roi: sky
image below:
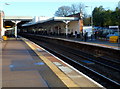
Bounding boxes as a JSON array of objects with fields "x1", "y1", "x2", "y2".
[{"x1": 0, "y1": 0, "x2": 120, "y2": 17}]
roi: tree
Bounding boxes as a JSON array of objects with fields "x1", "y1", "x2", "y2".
[
  {"x1": 54, "y1": 6, "x2": 71, "y2": 17},
  {"x1": 93, "y1": 6, "x2": 105, "y2": 26},
  {"x1": 103, "y1": 10, "x2": 112, "y2": 26},
  {"x1": 54, "y1": 3, "x2": 86, "y2": 17},
  {"x1": 70, "y1": 4, "x2": 78, "y2": 14},
  {"x1": 70, "y1": 3, "x2": 85, "y2": 14},
  {"x1": 77, "y1": 3, "x2": 85, "y2": 14},
  {"x1": 83, "y1": 17, "x2": 91, "y2": 26},
  {"x1": 93, "y1": 5, "x2": 120, "y2": 27},
  {"x1": 110, "y1": 7, "x2": 120, "y2": 26}
]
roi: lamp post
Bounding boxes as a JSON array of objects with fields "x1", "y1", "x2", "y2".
[
  {"x1": 85, "y1": 6, "x2": 93, "y2": 27},
  {"x1": 85, "y1": 6, "x2": 94, "y2": 40}
]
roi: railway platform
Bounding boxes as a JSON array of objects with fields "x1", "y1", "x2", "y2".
[
  {"x1": 67, "y1": 37, "x2": 120, "y2": 50},
  {"x1": 1, "y1": 37, "x2": 104, "y2": 88},
  {"x1": 46, "y1": 35, "x2": 120, "y2": 50}
]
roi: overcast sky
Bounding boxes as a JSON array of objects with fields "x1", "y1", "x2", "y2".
[{"x1": 1, "y1": 0, "x2": 119, "y2": 17}]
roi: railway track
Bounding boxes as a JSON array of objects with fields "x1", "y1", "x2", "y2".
[
  {"x1": 23, "y1": 36, "x2": 120, "y2": 89},
  {"x1": 63, "y1": 46, "x2": 120, "y2": 72},
  {"x1": 48, "y1": 41, "x2": 120, "y2": 72}
]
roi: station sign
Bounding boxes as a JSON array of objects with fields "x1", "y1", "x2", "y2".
[{"x1": 109, "y1": 26, "x2": 119, "y2": 29}]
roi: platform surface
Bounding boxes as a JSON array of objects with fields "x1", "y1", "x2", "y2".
[
  {"x1": 42, "y1": 35, "x2": 120, "y2": 50},
  {"x1": 1, "y1": 38, "x2": 104, "y2": 88},
  {"x1": 2, "y1": 38, "x2": 67, "y2": 88}
]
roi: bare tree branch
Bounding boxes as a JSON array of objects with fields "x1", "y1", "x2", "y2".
[{"x1": 55, "y1": 6, "x2": 71, "y2": 17}]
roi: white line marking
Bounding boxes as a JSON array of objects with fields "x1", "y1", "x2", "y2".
[
  {"x1": 58, "y1": 66, "x2": 73, "y2": 73},
  {"x1": 36, "y1": 48, "x2": 43, "y2": 52},
  {"x1": 53, "y1": 62, "x2": 62, "y2": 66}
]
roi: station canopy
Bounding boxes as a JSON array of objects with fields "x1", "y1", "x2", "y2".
[
  {"x1": 4, "y1": 16, "x2": 33, "y2": 21},
  {"x1": 22, "y1": 17, "x2": 79, "y2": 27}
]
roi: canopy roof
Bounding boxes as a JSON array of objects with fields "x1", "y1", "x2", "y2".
[{"x1": 22, "y1": 17, "x2": 79, "y2": 27}]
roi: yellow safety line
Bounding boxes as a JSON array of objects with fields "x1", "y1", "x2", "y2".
[{"x1": 22, "y1": 38, "x2": 79, "y2": 88}]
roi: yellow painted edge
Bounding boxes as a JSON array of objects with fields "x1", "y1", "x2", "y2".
[{"x1": 22, "y1": 38, "x2": 79, "y2": 88}]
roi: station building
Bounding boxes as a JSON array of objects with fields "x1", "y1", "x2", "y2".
[
  {"x1": 21, "y1": 14, "x2": 83, "y2": 36},
  {"x1": 1, "y1": 12, "x2": 84, "y2": 38}
]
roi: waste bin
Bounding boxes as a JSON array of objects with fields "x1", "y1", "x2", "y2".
[
  {"x1": 109, "y1": 36, "x2": 118, "y2": 43},
  {"x1": 2, "y1": 36, "x2": 8, "y2": 41}
]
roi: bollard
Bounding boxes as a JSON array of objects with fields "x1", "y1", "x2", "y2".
[{"x1": 2, "y1": 36, "x2": 8, "y2": 41}]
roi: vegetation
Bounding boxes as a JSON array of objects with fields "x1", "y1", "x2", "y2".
[{"x1": 93, "y1": 6, "x2": 120, "y2": 27}]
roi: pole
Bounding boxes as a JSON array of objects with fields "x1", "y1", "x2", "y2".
[
  {"x1": 91, "y1": 6, "x2": 94, "y2": 39},
  {"x1": 85, "y1": 6, "x2": 93, "y2": 34},
  {"x1": 12, "y1": 20, "x2": 21, "y2": 39},
  {"x1": 63, "y1": 20, "x2": 70, "y2": 37},
  {"x1": 15, "y1": 23, "x2": 17, "y2": 38},
  {"x1": 0, "y1": 11, "x2": 2, "y2": 40},
  {"x1": 65, "y1": 23, "x2": 68, "y2": 36},
  {"x1": 91, "y1": 6, "x2": 93, "y2": 27},
  {"x1": 118, "y1": 27, "x2": 120, "y2": 48}
]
